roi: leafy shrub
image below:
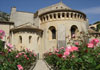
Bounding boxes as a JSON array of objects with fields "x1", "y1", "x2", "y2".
[
  {"x1": 0, "y1": 29, "x2": 37, "y2": 70},
  {"x1": 44, "y1": 38, "x2": 100, "y2": 70}
]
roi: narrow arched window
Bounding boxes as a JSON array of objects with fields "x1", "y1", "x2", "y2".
[
  {"x1": 49, "y1": 26, "x2": 56, "y2": 40},
  {"x1": 74, "y1": 14, "x2": 77, "y2": 18},
  {"x1": 46, "y1": 16, "x2": 48, "y2": 20},
  {"x1": 58, "y1": 13, "x2": 60, "y2": 18},
  {"x1": 66, "y1": 13, "x2": 69, "y2": 18},
  {"x1": 19, "y1": 36, "x2": 22, "y2": 43},
  {"x1": 50, "y1": 14, "x2": 52, "y2": 19},
  {"x1": 54, "y1": 14, "x2": 56, "y2": 19},
  {"x1": 78, "y1": 14, "x2": 80, "y2": 18},
  {"x1": 43, "y1": 17, "x2": 45, "y2": 21},
  {"x1": 71, "y1": 13, "x2": 73, "y2": 18},
  {"x1": 29, "y1": 36, "x2": 32, "y2": 43},
  {"x1": 62, "y1": 13, "x2": 65, "y2": 17},
  {"x1": 40, "y1": 18, "x2": 43, "y2": 22}
]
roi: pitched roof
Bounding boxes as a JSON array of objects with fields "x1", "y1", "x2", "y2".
[
  {"x1": 41, "y1": 2, "x2": 71, "y2": 10},
  {"x1": 38, "y1": 2, "x2": 72, "y2": 15},
  {"x1": 88, "y1": 28, "x2": 99, "y2": 34},
  {"x1": 11, "y1": 22, "x2": 43, "y2": 31}
]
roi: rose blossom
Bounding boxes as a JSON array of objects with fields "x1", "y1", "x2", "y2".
[
  {"x1": 16, "y1": 55, "x2": 19, "y2": 58},
  {"x1": 6, "y1": 43, "x2": 13, "y2": 49},
  {"x1": 64, "y1": 51, "x2": 70, "y2": 56},
  {"x1": 71, "y1": 46, "x2": 78, "y2": 51},
  {"x1": 87, "y1": 43, "x2": 94, "y2": 48},
  {"x1": 17, "y1": 65, "x2": 23, "y2": 70},
  {"x1": 74, "y1": 42, "x2": 79, "y2": 45},
  {"x1": 90, "y1": 38, "x2": 99, "y2": 45}
]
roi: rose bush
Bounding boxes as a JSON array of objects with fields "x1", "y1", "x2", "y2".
[
  {"x1": 44, "y1": 38, "x2": 100, "y2": 70},
  {"x1": 0, "y1": 29, "x2": 37, "y2": 70}
]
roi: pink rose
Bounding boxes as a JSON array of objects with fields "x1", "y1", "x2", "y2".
[
  {"x1": 16, "y1": 55, "x2": 19, "y2": 58},
  {"x1": 8, "y1": 49, "x2": 12, "y2": 52},
  {"x1": 18, "y1": 53, "x2": 22, "y2": 56},
  {"x1": 55, "y1": 49, "x2": 59, "y2": 52},
  {"x1": 64, "y1": 51, "x2": 70, "y2": 56},
  {"x1": 7, "y1": 43, "x2": 13, "y2": 49},
  {"x1": 87, "y1": 43, "x2": 94, "y2": 48},
  {"x1": 90, "y1": 38, "x2": 99, "y2": 45},
  {"x1": 17, "y1": 65, "x2": 23, "y2": 70},
  {"x1": 74, "y1": 42, "x2": 79, "y2": 45},
  {"x1": 0, "y1": 30, "x2": 5, "y2": 39},
  {"x1": 26, "y1": 58, "x2": 29, "y2": 60},
  {"x1": 72, "y1": 34, "x2": 75, "y2": 38},
  {"x1": 71, "y1": 46, "x2": 78, "y2": 51},
  {"x1": 60, "y1": 47, "x2": 64, "y2": 50},
  {"x1": 24, "y1": 54, "x2": 27, "y2": 58},
  {"x1": 62, "y1": 55, "x2": 66, "y2": 59}
]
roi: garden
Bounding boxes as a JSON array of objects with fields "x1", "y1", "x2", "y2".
[
  {"x1": 1, "y1": 28, "x2": 100, "y2": 70},
  {"x1": 0, "y1": 30, "x2": 37, "y2": 70},
  {"x1": 44, "y1": 34, "x2": 100, "y2": 70}
]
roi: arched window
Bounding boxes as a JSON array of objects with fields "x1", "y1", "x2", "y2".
[
  {"x1": 70, "y1": 25, "x2": 78, "y2": 37},
  {"x1": 54, "y1": 14, "x2": 56, "y2": 19},
  {"x1": 50, "y1": 14, "x2": 52, "y2": 19},
  {"x1": 43, "y1": 17, "x2": 45, "y2": 21},
  {"x1": 49, "y1": 26, "x2": 56, "y2": 40},
  {"x1": 66, "y1": 13, "x2": 69, "y2": 18},
  {"x1": 74, "y1": 14, "x2": 77, "y2": 18},
  {"x1": 62, "y1": 13, "x2": 65, "y2": 17},
  {"x1": 71, "y1": 13, "x2": 73, "y2": 18},
  {"x1": 40, "y1": 18, "x2": 43, "y2": 22},
  {"x1": 78, "y1": 14, "x2": 80, "y2": 18},
  {"x1": 58, "y1": 13, "x2": 60, "y2": 18},
  {"x1": 46, "y1": 16, "x2": 48, "y2": 20},
  {"x1": 19, "y1": 36, "x2": 22, "y2": 43},
  {"x1": 80, "y1": 15, "x2": 82, "y2": 19},
  {"x1": 29, "y1": 36, "x2": 32, "y2": 43}
]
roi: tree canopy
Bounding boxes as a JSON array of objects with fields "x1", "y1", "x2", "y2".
[{"x1": 0, "y1": 11, "x2": 9, "y2": 21}]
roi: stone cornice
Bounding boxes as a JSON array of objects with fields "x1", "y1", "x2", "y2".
[{"x1": 39, "y1": 9, "x2": 86, "y2": 17}]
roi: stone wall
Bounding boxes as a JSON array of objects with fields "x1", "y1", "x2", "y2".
[{"x1": 10, "y1": 7, "x2": 34, "y2": 26}]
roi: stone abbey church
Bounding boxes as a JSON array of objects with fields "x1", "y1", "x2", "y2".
[{"x1": 0, "y1": 2, "x2": 88, "y2": 58}]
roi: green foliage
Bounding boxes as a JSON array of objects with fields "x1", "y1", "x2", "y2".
[
  {"x1": 0, "y1": 39, "x2": 4, "y2": 51},
  {"x1": 0, "y1": 11, "x2": 9, "y2": 21},
  {"x1": 0, "y1": 40, "x2": 36, "y2": 70},
  {"x1": 44, "y1": 44, "x2": 100, "y2": 70},
  {"x1": 97, "y1": 24, "x2": 100, "y2": 31}
]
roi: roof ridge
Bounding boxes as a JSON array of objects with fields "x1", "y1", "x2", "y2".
[{"x1": 39, "y1": 2, "x2": 71, "y2": 11}]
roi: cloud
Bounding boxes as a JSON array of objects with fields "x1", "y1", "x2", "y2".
[{"x1": 81, "y1": 6, "x2": 100, "y2": 14}]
